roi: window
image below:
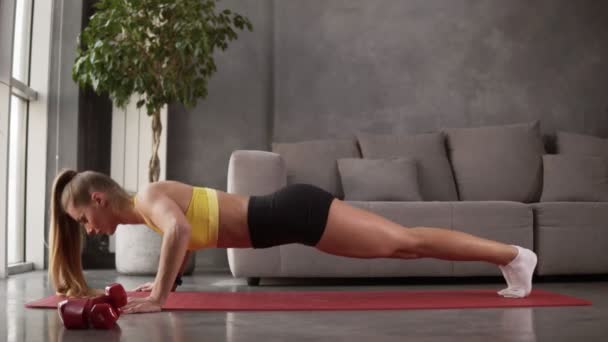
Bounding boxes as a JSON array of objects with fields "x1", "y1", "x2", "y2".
[
  {"x1": 8, "y1": 95, "x2": 28, "y2": 265},
  {"x1": 2, "y1": 0, "x2": 53, "y2": 276},
  {"x1": 7, "y1": 0, "x2": 33, "y2": 266},
  {"x1": 12, "y1": 0, "x2": 32, "y2": 83},
  {"x1": 1, "y1": 0, "x2": 59, "y2": 277}
]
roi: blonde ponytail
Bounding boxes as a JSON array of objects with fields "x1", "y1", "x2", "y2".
[
  {"x1": 48, "y1": 169, "x2": 131, "y2": 297},
  {"x1": 48, "y1": 169, "x2": 92, "y2": 297}
]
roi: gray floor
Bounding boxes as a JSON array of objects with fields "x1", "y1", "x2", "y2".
[{"x1": 1, "y1": 270, "x2": 607, "y2": 342}]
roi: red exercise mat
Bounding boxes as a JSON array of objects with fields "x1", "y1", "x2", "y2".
[{"x1": 25, "y1": 289, "x2": 591, "y2": 311}]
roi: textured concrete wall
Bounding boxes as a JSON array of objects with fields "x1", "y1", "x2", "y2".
[
  {"x1": 274, "y1": 0, "x2": 608, "y2": 142},
  {"x1": 168, "y1": 0, "x2": 274, "y2": 269},
  {"x1": 168, "y1": 0, "x2": 608, "y2": 270}
]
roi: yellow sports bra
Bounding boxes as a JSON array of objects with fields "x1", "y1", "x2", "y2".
[{"x1": 134, "y1": 187, "x2": 219, "y2": 250}]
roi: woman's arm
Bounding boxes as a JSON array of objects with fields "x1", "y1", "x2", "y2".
[
  {"x1": 122, "y1": 187, "x2": 191, "y2": 313},
  {"x1": 172, "y1": 250, "x2": 191, "y2": 291},
  {"x1": 151, "y1": 213, "x2": 190, "y2": 303}
]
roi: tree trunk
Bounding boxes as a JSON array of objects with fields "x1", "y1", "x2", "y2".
[{"x1": 148, "y1": 111, "x2": 162, "y2": 182}]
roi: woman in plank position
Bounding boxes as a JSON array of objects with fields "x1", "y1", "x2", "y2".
[{"x1": 49, "y1": 169, "x2": 537, "y2": 314}]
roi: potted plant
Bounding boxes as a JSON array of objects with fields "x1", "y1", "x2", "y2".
[{"x1": 72, "y1": 0, "x2": 252, "y2": 274}]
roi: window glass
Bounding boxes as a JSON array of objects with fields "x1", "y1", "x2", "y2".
[
  {"x1": 7, "y1": 95, "x2": 27, "y2": 264},
  {"x1": 11, "y1": 0, "x2": 33, "y2": 83}
]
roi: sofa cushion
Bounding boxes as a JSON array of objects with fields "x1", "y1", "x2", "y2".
[
  {"x1": 444, "y1": 121, "x2": 545, "y2": 202},
  {"x1": 451, "y1": 201, "x2": 533, "y2": 276},
  {"x1": 337, "y1": 157, "x2": 422, "y2": 201},
  {"x1": 556, "y1": 131, "x2": 608, "y2": 157},
  {"x1": 541, "y1": 155, "x2": 608, "y2": 202},
  {"x1": 531, "y1": 202, "x2": 608, "y2": 275},
  {"x1": 356, "y1": 132, "x2": 458, "y2": 201},
  {"x1": 272, "y1": 139, "x2": 360, "y2": 199}
]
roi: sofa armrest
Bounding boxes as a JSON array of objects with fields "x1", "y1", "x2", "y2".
[
  {"x1": 227, "y1": 150, "x2": 287, "y2": 196},
  {"x1": 227, "y1": 150, "x2": 286, "y2": 279}
]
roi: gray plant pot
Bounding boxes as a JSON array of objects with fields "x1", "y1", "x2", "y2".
[{"x1": 115, "y1": 224, "x2": 195, "y2": 275}]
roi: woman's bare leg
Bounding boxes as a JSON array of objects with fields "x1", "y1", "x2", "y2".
[
  {"x1": 315, "y1": 199, "x2": 517, "y2": 265},
  {"x1": 315, "y1": 199, "x2": 537, "y2": 298}
]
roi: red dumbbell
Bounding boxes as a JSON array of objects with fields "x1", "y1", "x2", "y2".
[
  {"x1": 105, "y1": 283, "x2": 128, "y2": 308},
  {"x1": 84, "y1": 283, "x2": 127, "y2": 317},
  {"x1": 57, "y1": 298, "x2": 89, "y2": 329},
  {"x1": 58, "y1": 283, "x2": 127, "y2": 329},
  {"x1": 89, "y1": 303, "x2": 120, "y2": 329}
]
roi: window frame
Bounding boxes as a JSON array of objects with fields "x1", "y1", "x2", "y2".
[{"x1": 2, "y1": 0, "x2": 53, "y2": 276}]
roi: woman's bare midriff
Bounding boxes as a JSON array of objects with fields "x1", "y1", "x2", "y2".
[
  {"x1": 215, "y1": 190, "x2": 252, "y2": 248},
  {"x1": 142, "y1": 181, "x2": 252, "y2": 248}
]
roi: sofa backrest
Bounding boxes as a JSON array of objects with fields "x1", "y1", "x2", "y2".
[
  {"x1": 356, "y1": 132, "x2": 458, "y2": 201},
  {"x1": 557, "y1": 131, "x2": 608, "y2": 157},
  {"x1": 444, "y1": 121, "x2": 545, "y2": 202},
  {"x1": 271, "y1": 121, "x2": 551, "y2": 203},
  {"x1": 272, "y1": 139, "x2": 360, "y2": 199}
]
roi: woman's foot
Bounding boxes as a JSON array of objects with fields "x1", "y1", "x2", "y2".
[{"x1": 497, "y1": 245, "x2": 538, "y2": 298}]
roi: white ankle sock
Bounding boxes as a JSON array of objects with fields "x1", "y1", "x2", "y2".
[{"x1": 497, "y1": 245, "x2": 537, "y2": 298}]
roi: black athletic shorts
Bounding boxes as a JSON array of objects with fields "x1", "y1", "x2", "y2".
[{"x1": 246, "y1": 184, "x2": 336, "y2": 248}]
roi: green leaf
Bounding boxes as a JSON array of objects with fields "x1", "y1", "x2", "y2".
[{"x1": 72, "y1": 0, "x2": 253, "y2": 175}]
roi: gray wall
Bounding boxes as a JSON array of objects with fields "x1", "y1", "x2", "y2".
[
  {"x1": 274, "y1": 0, "x2": 608, "y2": 141},
  {"x1": 45, "y1": 0, "x2": 83, "y2": 267},
  {"x1": 46, "y1": 0, "x2": 83, "y2": 175},
  {"x1": 168, "y1": 0, "x2": 274, "y2": 270},
  {"x1": 168, "y1": 0, "x2": 608, "y2": 271},
  {"x1": 46, "y1": 0, "x2": 118, "y2": 270}
]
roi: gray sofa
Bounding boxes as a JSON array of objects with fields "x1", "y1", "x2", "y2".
[{"x1": 226, "y1": 121, "x2": 608, "y2": 285}]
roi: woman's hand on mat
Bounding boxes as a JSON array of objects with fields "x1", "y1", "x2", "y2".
[
  {"x1": 132, "y1": 282, "x2": 155, "y2": 292},
  {"x1": 121, "y1": 296, "x2": 162, "y2": 314}
]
